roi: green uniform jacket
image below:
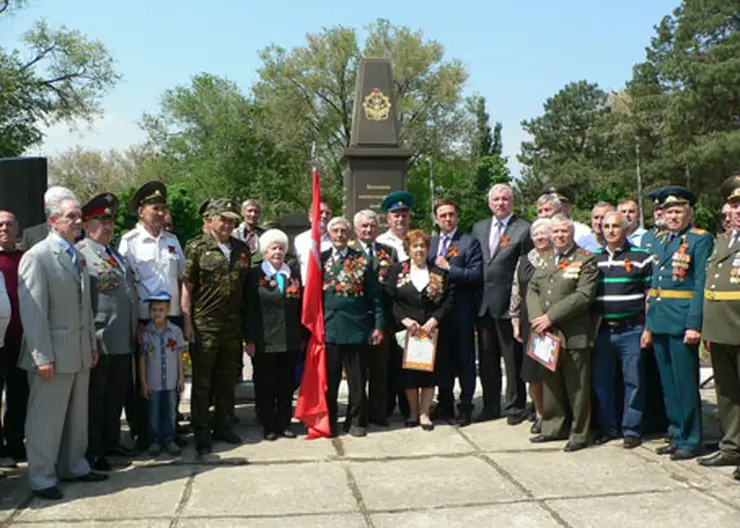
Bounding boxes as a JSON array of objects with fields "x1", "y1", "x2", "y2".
[
  {"x1": 183, "y1": 234, "x2": 250, "y2": 333},
  {"x1": 645, "y1": 226, "x2": 713, "y2": 336},
  {"x1": 526, "y1": 245, "x2": 599, "y2": 350},
  {"x1": 702, "y1": 232, "x2": 740, "y2": 345},
  {"x1": 322, "y1": 246, "x2": 384, "y2": 345}
]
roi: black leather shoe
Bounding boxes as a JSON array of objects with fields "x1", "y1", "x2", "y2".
[
  {"x1": 32, "y1": 486, "x2": 63, "y2": 500},
  {"x1": 280, "y1": 429, "x2": 297, "y2": 439},
  {"x1": 420, "y1": 422, "x2": 435, "y2": 432},
  {"x1": 455, "y1": 412, "x2": 472, "y2": 427},
  {"x1": 349, "y1": 425, "x2": 367, "y2": 438},
  {"x1": 77, "y1": 471, "x2": 108, "y2": 482},
  {"x1": 475, "y1": 410, "x2": 501, "y2": 423},
  {"x1": 106, "y1": 445, "x2": 137, "y2": 457},
  {"x1": 506, "y1": 413, "x2": 527, "y2": 426},
  {"x1": 698, "y1": 451, "x2": 740, "y2": 467},
  {"x1": 563, "y1": 441, "x2": 587, "y2": 453},
  {"x1": 623, "y1": 436, "x2": 642, "y2": 449},
  {"x1": 733, "y1": 466, "x2": 740, "y2": 480},
  {"x1": 593, "y1": 434, "x2": 617, "y2": 446},
  {"x1": 91, "y1": 457, "x2": 112, "y2": 472},
  {"x1": 530, "y1": 434, "x2": 560, "y2": 444},
  {"x1": 656, "y1": 444, "x2": 678, "y2": 456},
  {"x1": 430, "y1": 406, "x2": 455, "y2": 421},
  {"x1": 670, "y1": 449, "x2": 699, "y2": 461},
  {"x1": 530, "y1": 419, "x2": 542, "y2": 435},
  {"x1": 263, "y1": 431, "x2": 278, "y2": 441},
  {"x1": 212, "y1": 430, "x2": 242, "y2": 445},
  {"x1": 195, "y1": 442, "x2": 212, "y2": 455},
  {"x1": 405, "y1": 419, "x2": 419, "y2": 428}
]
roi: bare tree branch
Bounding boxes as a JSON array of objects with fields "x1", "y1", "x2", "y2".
[
  {"x1": 20, "y1": 45, "x2": 58, "y2": 71},
  {"x1": 0, "y1": 1, "x2": 9, "y2": 15}
]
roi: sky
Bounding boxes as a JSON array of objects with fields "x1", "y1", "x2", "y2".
[{"x1": 2, "y1": 0, "x2": 679, "y2": 178}]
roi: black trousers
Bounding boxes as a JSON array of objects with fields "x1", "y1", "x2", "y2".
[
  {"x1": 326, "y1": 343, "x2": 368, "y2": 432},
  {"x1": 253, "y1": 351, "x2": 296, "y2": 434},
  {"x1": 437, "y1": 319, "x2": 477, "y2": 414},
  {"x1": 478, "y1": 314, "x2": 526, "y2": 416},
  {"x1": 367, "y1": 338, "x2": 389, "y2": 422},
  {"x1": 385, "y1": 341, "x2": 410, "y2": 418},
  {"x1": 0, "y1": 345, "x2": 28, "y2": 457},
  {"x1": 88, "y1": 354, "x2": 131, "y2": 458}
]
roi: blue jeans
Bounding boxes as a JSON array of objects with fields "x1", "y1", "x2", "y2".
[
  {"x1": 148, "y1": 389, "x2": 176, "y2": 444},
  {"x1": 592, "y1": 324, "x2": 645, "y2": 438}
]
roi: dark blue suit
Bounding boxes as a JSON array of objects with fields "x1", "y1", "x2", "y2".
[{"x1": 429, "y1": 230, "x2": 483, "y2": 414}]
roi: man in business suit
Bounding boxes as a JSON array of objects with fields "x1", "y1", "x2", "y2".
[
  {"x1": 527, "y1": 214, "x2": 599, "y2": 452},
  {"x1": 700, "y1": 174, "x2": 740, "y2": 477},
  {"x1": 20, "y1": 186, "x2": 77, "y2": 250},
  {"x1": 323, "y1": 217, "x2": 384, "y2": 437},
  {"x1": 77, "y1": 193, "x2": 138, "y2": 471},
  {"x1": 351, "y1": 209, "x2": 398, "y2": 426},
  {"x1": 430, "y1": 199, "x2": 482, "y2": 426},
  {"x1": 641, "y1": 187, "x2": 713, "y2": 461},
  {"x1": 472, "y1": 184, "x2": 533, "y2": 423},
  {"x1": 18, "y1": 188, "x2": 107, "y2": 500}
]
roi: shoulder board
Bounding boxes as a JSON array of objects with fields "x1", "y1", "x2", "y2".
[
  {"x1": 690, "y1": 227, "x2": 707, "y2": 235},
  {"x1": 631, "y1": 247, "x2": 649, "y2": 253},
  {"x1": 657, "y1": 230, "x2": 667, "y2": 237},
  {"x1": 121, "y1": 229, "x2": 137, "y2": 240}
]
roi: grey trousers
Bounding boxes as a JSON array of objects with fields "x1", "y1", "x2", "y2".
[{"x1": 26, "y1": 370, "x2": 91, "y2": 490}]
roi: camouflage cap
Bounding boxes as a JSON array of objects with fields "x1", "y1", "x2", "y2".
[{"x1": 206, "y1": 198, "x2": 240, "y2": 221}]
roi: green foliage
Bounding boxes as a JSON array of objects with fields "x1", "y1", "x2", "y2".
[{"x1": 0, "y1": 7, "x2": 119, "y2": 156}]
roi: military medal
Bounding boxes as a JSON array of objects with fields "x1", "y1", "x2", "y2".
[
  {"x1": 672, "y1": 241, "x2": 690, "y2": 282},
  {"x1": 730, "y1": 267, "x2": 740, "y2": 284},
  {"x1": 168, "y1": 245, "x2": 176, "y2": 254},
  {"x1": 239, "y1": 249, "x2": 249, "y2": 268}
]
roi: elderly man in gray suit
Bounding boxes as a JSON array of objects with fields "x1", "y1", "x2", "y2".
[
  {"x1": 77, "y1": 193, "x2": 138, "y2": 471},
  {"x1": 472, "y1": 184, "x2": 533, "y2": 423},
  {"x1": 18, "y1": 188, "x2": 107, "y2": 500},
  {"x1": 20, "y1": 186, "x2": 77, "y2": 250}
]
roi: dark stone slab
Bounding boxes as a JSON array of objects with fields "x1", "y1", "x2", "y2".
[
  {"x1": 343, "y1": 58, "x2": 411, "y2": 224},
  {"x1": 0, "y1": 157, "x2": 47, "y2": 230}
]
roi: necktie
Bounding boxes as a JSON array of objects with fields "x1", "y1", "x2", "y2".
[
  {"x1": 730, "y1": 232, "x2": 738, "y2": 248},
  {"x1": 490, "y1": 222, "x2": 503, "y2": 258},
  {"x1": 276, "y1": 274, "x2": 285, "y2": 293},
  {"x1": 368, "y1": 244, "x2": 375, "y2": 259},
  {"x1": 66, "y1": 247, "x2": 81, "y2": 272},
  {"x1": 439, "y1": 236, "x2": 450, "y2": 257}
]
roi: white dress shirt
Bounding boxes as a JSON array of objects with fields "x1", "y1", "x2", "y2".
[
  {"x1": 118, "y1": 223, "x2": 186, "y2": 318},
  {"x1": 377, "y1": 230, "x2": 408, "y2": 261},
  {"x1": 0, "y1": 272, "x2": 10, "y2": 345},
  {"x1": 261, "y1": 260, "x2": 291, "y2": 277},
  {"x1": 573, "y1": 220, "x2": 592, "y2": 243},
  {"x1": 294, "y1": 229, "x2": 332, "y2": 283},
  {"x1": 409, "y1": 264, "x2": 430, "y2": 292}
]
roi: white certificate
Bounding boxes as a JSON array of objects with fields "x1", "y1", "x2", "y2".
[
  {"x1": 402, "y1": 329, "x2": 437, "y2": 372},
  {"x1": 527, "y1": 332, "x2": 561, "y2": 372}
]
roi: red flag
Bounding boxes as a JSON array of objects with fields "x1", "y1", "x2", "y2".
[{"x1": 294, "y1": 167, "x2": 331, "y2": 438}]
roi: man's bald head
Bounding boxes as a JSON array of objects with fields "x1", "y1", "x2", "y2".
[{"x1": 0, "y1": 211, "x2": 18, "y2": 250}]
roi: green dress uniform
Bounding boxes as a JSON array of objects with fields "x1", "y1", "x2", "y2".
[
  {"x1": 322, "y1": 245, "x2": 384, "y2": 434},
  {"x1": 646, "y1": 214, "x2": 713, "y2": 453},
  {"x1": 703, "y1": 180, "x2": 740, "y2": 461},
  {"x1": 183, "y1": 203, "x2": 250, "y2": 445},
  {"x1": 526, "y1": 245, "x2": 599, "y2": 445}
]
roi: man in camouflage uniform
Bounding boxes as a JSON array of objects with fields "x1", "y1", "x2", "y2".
[{"x1": 182, "y1": 199, "x2": 250, "y2": 455}]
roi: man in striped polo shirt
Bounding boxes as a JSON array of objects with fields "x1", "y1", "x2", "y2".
[{"x1": 591, "y1": 211, "x2": 653, "y2": 449}]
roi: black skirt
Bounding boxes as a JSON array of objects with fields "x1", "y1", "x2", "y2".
[{"x1": 403, "y1": 368, "x2": 435, "y2": 389}]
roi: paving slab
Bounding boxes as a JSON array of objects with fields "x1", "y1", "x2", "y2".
[
  {"x1": 547, "y1": 488, "x2": 739, "y2": 527},
  {"x1": 489, "y1": 446, "x2": 685, "y2": 499},
  {"x1": 15, "y1": 465, "x2": 192, "y2": 523},
  {"x1": 459, "y1": 420, "x2": 565, "y2": 452},
  {"x1": 208, "y1": 428, "x2": 338, "y2": 463},
  {"x1": 0, "y1": 470, "x2": 28, "y2": 523},
  {"x1": 703, "y1": 481, "x2": 740, "y2": 510},
  {"x1": 13, "y1": 522, "x2": 171, "y2": 527},
  {"x1": 371, "y1": 503, "x2": 561, "y2": 527},
  {"x1": 177, "y1": 514, "x2": 367, "y2": 528},
  {"x1": 181, "y1": 462, "x2": 357, "y2": 517},
  {"x1": 339, "y1": 424, "x2": 474, "y2": 459},
  {"x1": 350, "y1": 455, "x2": 526, "y2": 511}
]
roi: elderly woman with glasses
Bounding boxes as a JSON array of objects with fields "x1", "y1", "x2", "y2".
[
  {"x1": 245, "y1": 229, "x2": 304, "y2": 441},
  {"x1": 509, "y1": 218, "x2": 552, "y2": 434}
]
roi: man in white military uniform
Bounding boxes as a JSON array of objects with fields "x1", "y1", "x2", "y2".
[
  {"x1": 376, "y1": 191, "x2": 415, "y2": 262},
  {"x1": 18, "y1": 188, "x2": 106, "y2": 500},
  {"x1": 118, "y1": 181, "x2": 186, "y2": 450}
]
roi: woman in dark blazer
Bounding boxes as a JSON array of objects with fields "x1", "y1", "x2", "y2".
[
  {"x1": 245, "y1": 229, "x2": 304, "y2": 441},
  {"x1": 509, "y1": 218, "x2": 552, "y2": 434},
  {"x1": 386, "y1": 230, "x2": 454, "y2": 431}
]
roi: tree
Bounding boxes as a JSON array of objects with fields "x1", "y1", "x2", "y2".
[
  {"x1": 141, "y1": 74, "x2": 306, "y2": 221},
  {"x1": 252, "y1": 19, "x2": 468, "y2": 205}
]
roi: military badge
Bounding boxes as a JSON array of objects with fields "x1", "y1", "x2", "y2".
[
  {"x1": 396, "y1": 261, "x2": 411, "y2": 287},
  {"x1": 376, "y1": 248, "x2": 391, "y2": 283},
  {"x1": 425, "y1": 272, "x2": 445, "y2": 302},
  {"x1": 323, "y1": 254, "x2": 367, "y2": 297},
  {"x1": 285, "y1": 278, "x2": 302, "y2": 299},
  {"x1": 447, "y1": 246, "x2": 459, "y2": 258},
  {"x1": 167, "y1": 337, "x2": 178, "y2": 351},
  {"x1": 362, "y1": 88, "x2": 391, "y2": 121},
  {"x1": 168, "y1": 245, "x2": 176, "y2": 254},
  {"x1": 672, "y1": 240, "x2": 690, "y2": 282},
  {"x1": 730, "y1": 267, "x2": 740, "y2": 284},
  {"x1": 239, "y1": 249, "x2": 249, "y2": 269}
]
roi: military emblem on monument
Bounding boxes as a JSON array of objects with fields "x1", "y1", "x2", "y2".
[{"x1": 362, "y1": 88, "x2": 392, "y2": 121}]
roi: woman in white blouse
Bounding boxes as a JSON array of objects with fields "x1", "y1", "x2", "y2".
[{"x1": 386, "y1": 230, "x2": 454, "y2": 430}]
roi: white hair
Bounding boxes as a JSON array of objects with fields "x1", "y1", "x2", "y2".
[
  {"x1": 487, "y1": 183, "x2": 513, "y2": 201},
  {"x1": 354, "y1": 209, "x2": 378, "y2": 226},
  {"x1": 592, "y1": 201, "x2": 615, "y2": 215},
  {"x1": 530, "y1": 217, "x2": 552, "y2": 237},
  {"x1": 259, "y1": 229, "x2": 289, "y2": 250},
  {"x1": 602, "y1": 211, "x2": 629, "y2": 230},
  {"x1": 550, "y1": 213, "x2": 574, "y2": 234},
  {"x1": 327, "y1": 216, "x2": 350, "y2": 231},
  {"x1": 45, "y1": 187, "x2": 78, "y2": 219},
  {"x1": 537, "y1": 193, "x2": 563, "y2": 209},
  {"x1": 241, "y1": 199, "x2": 261, "y2": 213}
]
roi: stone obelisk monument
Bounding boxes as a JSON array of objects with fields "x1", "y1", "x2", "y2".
[{"x1": 342, "y1": 58, "x2": 412, "y2": 223}]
